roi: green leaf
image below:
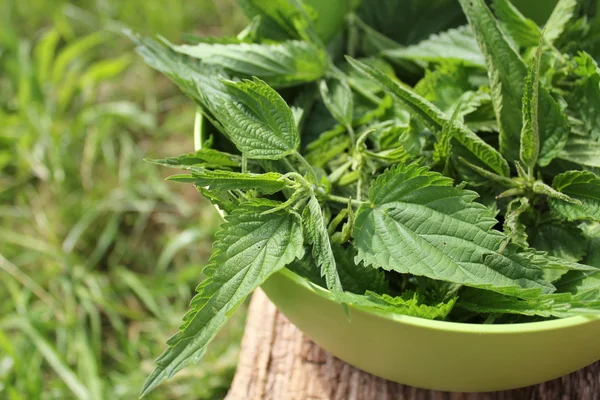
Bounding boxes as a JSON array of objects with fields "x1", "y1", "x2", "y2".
[
  {"x1": 353, "y1": 164, "x2": 553, "y2": 296},
  {"x1": 492, "y1": 0, "x2": 540, "y2": 48},
  {"x1": 556, "y1": 270, "x2": 600, "y2": 302},
  {"x1": 520, "y1": 42, "x2": 542, "y2": 170},
  {"x1": 319, "y1": 78, "x2": 353, "y2": 127},
  {"x1": 169, "y1": 170, "x2": 288, "y2": 195},
  {"x1": 459, "y1": 0, "x2": 570, "y2": 166},
  {"x1": 171, "y1": 41, "x2": 328, "y2": 88},
  {"x1": 236, "y1": 0, "x2": 319, "y2": 42},
  {"x1": 414, "y1": 62, "x2": 475, "y2": 113},
  {"x1": 550, "y1": 170, "x2": 600, "y2": 221},
  {"x1": 147, "y1": 148, "x2": 241, "y2": 169},
  {"x1": 347, "y1": 57, "x2": 510, "y2": 177},
  {"x1": 216, "y1": 78, "x2": 300, "y2": 160},
  {"x1": 302, "y1": 196, "x2": 343, "y2": 294},
  {"x1": 333, "y1": 245, "x2": 388, "y2": 295},
  {"x1": 383, "y1": 26, "x2": 485, "y2": 67},
  {"x1": 529, "y1": 221, "x2": 587, "y2": 262},
  {"x1": 141, "y1": 209, "x2": 304, "y2": 396},
  {"x1": 339, "y1": 290, "x2": 457, "y2": 320},
  {"x1": 504, "y1": 197, "x2": 530, "y2": 248},
  {"x1": 544, "y1": 0, "x2": 578, "y2": 45},
  {"x1": 566, "y1": 52, "x2": 600, "y2": 141},
  {"x1": 457, "y1": 288, "x2": 598, "y2": 318},
  {"x1": 557, "y1": 137, "x2": 600, "y2": 168}
]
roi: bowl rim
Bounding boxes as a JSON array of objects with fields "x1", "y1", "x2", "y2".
[{"x1": 275, "y1": 267, "x2": 600, "y2": 334}]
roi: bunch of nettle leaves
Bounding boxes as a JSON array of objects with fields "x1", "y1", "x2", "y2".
[{"x1": 132, "y1": 0, "x2": 600, "y2": 393}]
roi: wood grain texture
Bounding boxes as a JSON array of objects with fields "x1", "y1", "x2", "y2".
[{"x1": 226, "y1": 290, "x2": 600, "y2": 400}]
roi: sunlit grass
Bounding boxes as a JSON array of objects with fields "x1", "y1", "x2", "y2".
[{"x1": 0, "y1": 1, "x2": 246, "y2": 398}]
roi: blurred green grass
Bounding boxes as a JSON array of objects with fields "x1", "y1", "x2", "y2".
[{"x1": 0, "y1": 1, "x2": 246, "y2": 399}]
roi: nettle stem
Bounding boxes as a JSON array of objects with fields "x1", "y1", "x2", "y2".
[
  {"x1": 294, "y1": 152, "x2": 318, "y2": 182},
  {"x1": 327, "y1": 194, "x2": 366, "y2": 207}
]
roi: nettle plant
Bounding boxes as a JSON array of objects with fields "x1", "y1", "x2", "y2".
[{"x1": 132, "y1": 0, "x2": 600, "y2": 394}]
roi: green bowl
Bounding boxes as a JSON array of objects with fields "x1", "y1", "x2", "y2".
[{"x1": 261, "y1": 268, "x2": 600, "y2": 392}]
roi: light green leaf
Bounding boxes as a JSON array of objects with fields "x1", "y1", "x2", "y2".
[
  {"x1": 556, "y1": 270, "x2": 600, "y2": 302},
  {"x1": 457, "y1": 288, "x2": 598, "y2": 318},
  {"x1": 353, "y1": 164, "x2": 554, "y2": 296},
  {"x1": 339, "y1": 290, "x2": 456, "y2": 320},
  {"x1": 557, "y1": 137, "x2": 600, "y2": 168},
  {"x1": 567, "y1": 52, "x2": 600, "y2": 141},
  {"x1": 492, "y1": 0, "x2": 540, "y2": 48},
  {"x1": 147, "y1": 148, "x2": 241, "y2": 169},
  {"x1": 236, "y1": 0, "x2": 320, "y2": 42},
  {"x1": 319, "y1": 79, "x2": 353, "y2": 127},
  {"x1": 141, "y1": 209, "x2": 304, "y2": 396},
  {"x1": 520, "y1": 42, "x2": 542, "y2": 170},
  {"x1": 169, "y1": 170, "x2": 288, "y2": 195},
  {"x1": 383, "y1": 26, "x2": 485, "y2": 67},
  {"x1": 459, "y1": 0, "x2": 570, "y2": 165},
  {"x1": 504, "y1": 197, "x2": 530, "y2": 248},
  {"x1": 544, "y1": 0, "x2": 578, "y2": 45},
  {"x1": 171, "y1": 41, "x2": 328, "y2": 88},
  {"x1": 550, "y1": 170, "x2": 600, "y2": 221},
  {"x1": 347, "y1": 57, "x2": 510, "y2": 177},
  {"x1": 302, "y1": 196, "x2": 343, "y2": 294},
  {"x1": 216, "y1": 77, "x2": 300, "y2": 160}
]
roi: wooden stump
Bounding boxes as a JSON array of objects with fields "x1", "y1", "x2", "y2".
[{"x1": 226, "y1": 289, "x2": 600, "y2": 400}]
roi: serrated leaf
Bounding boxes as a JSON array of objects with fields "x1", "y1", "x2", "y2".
[
  {"x1": 557, "y1": 137, "x2": 600, "y2": 168},
  {"x1": 457, "y1": 288, "x2": 598, "y2": 318},
  {"x1": 333, "y1": 245, "x2": 388, "y2": 295},
  {"x1": 520, "y1": 42, "x2": 542, "y2": 170},
  {"x1": 347, "y1": 57, "x2": 510, "y2": 177},
  {"x1": 556, "y1": 270, "x2": 600, "y2": 303},
  {"x1": 302, "y1": 196, "x2": 343, "y2": 294},
  {"x1": 170, "y1": 170, "x2": 288, "y2": 195},
  {"x1": 414, "y1": 62, "x2": 475, "y2": 113},
  {"x1": 550, "y1": 170, "x2": 600, "y2": 221},
  {"x1": 148, "y1": 148, "x2": 241, "y2": 169},
  {"x1": 141, "y1": 209, "x2": 304, "y2": 396},
  {"x1": 493, "y1": 0, "x2": 541, "y2": 48},
  {"x1": 459, "y1": 0, "x2": 570, "y2": 165},
  {"x1": 339, "y1": 290, "x2": 457, "y2": 320},
  {"x1": 236, "y1": 0, "x2": 320, "y2": 42},
  {"x1": 567, "y1": 52, "x2": 600, "y2": 141},
  {"x1": 383, "y1": 26, "x2": 485, "y2": 67},
  {"x1": 215, "y1": 77, "x2": 300, "y2": 160},
  {"x1": 319, "y1": 79, "x2": 353, "y2": 127},
  {"x1": 544, "y1": 0, "x2": 578, "y2": 45},
  {"x1": 353, "y1": 164, "x2": 553, "y2": 296},
  {"x1": 504, "y1": 197, "x2": 530, "y2": 248},
  {"x1": 171, "y1": 41, "x2": 328, "y2": 88},
  {"x1": 529, "y1": 221, "x2": 587, "y2": 262}
]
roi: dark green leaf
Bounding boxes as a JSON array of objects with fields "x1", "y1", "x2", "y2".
[
  {"x1": 141, "y1": 209, "x2": 304, "y2": 396},
  {"x1": 353, "y1": 164, "x2": 553, "y2": 296},
  {"x1": 550, "y1": 170, "x2": 600, "y2": 221}
]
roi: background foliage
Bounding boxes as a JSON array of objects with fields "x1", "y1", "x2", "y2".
[{"x1": 0, "y1": 1, "x2": 246, "y2": 399}]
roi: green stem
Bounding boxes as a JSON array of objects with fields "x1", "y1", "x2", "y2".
[
  {"x1": 294, "y1": 152, "x2": 318, "y2": 182},
  {"x1": 282, "y1": 157, "x2": 299, "y2": 174},
  {"x1": 327, "y1": 194, "x2": 366, "y2": 207}
]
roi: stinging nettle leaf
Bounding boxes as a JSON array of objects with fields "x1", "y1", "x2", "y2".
[
  {"x1": 459, "y1": 0, "x2": 570, "y2": 166},
  {"x1": 169, "y1": 170, "x2": 289, "y2": 195},
  {"x1": 543, "y1": 0, "x2": 578, "y2": 45},
  {"x1": 353, "y1": 164, "x2": 554, "y2": 296},
  {"x1": 492, "y1": 0, "x2": 540, "y2": 48},
  {"x1": 141, "y1": 208, "x2": 304, "y2": 396},
  {"x1": 347, "y1": 57, "x2": 510, "y2": 177},
  {"x1": 550, "y1": 170, "x2": 600, "y2": 221},
  {"x1": 216, "y1": 77, "x2": 300, "y2": 160},
  {"x1": 319, "y1": 79, "x2": 354, "y2": 128},
  {"x1": 520, "y1": 41, "x2": 542, "y2": 170},
  {"x1": 303, "y1": 196, "x2": 344, "y2": 294},
  {"x1": 504, "y1": 197, "x2": 530, "y2": 248},
  {"x1": 383, "y1": 25, "x2": 485, "y2": 67},
  {"x1": 557, "y1": 137, "x2": 600, "y2": 168},
  {"x1": 171, "y1": 40, "x2": 328, "y2": 88},
  {"x1": 147, "y1": 148, "x2": 241, "y2": 169}
]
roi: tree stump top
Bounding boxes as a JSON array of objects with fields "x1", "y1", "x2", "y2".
[{"x1": 226, "y1": 289, "x2": 600, "y2": 400}]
